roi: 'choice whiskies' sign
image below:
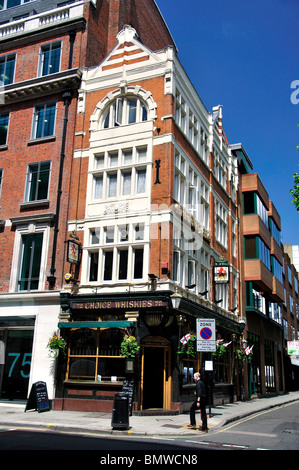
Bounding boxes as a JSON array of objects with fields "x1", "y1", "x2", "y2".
[{"x1": 71, "y1": 299, "x2": 168, "y2": 310}]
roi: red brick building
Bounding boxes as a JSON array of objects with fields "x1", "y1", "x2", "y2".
[
  {"x1": 0, "y1": 0, "x2": 176, "y2": 403},
  {"x1": 54, "y1": 22, "x2": 243, "y2": 412},
  {"x1": 0, "y1": 0, "x2": 297, "y2": 411}
]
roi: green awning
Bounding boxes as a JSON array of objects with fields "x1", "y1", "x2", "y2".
[{"x1": 58, "y1": 321, "x2": 134, "y2": 329}]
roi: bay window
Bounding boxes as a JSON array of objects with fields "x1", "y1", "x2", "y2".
[
  {"x1": 91, "y1": 146, "x2": 148, "y2": 201},
  {"x1": 87, "y1": 224, "x2": 146, "y2": 283}
]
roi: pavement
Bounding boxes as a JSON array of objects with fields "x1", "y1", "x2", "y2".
[{"x1": 0, "y1": 391, "x2": 299, "y2": 437}]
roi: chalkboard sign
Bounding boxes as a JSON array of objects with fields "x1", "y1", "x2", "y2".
[
  {"x1": 122, "y1": 378, "x2": 134, "y2": 416},
  {"x1": 25, "y1": 381, "x2": 50, "y2": 413}
]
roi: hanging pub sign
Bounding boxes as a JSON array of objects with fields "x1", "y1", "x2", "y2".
[
  {"x1": 66, "y1": 239, "x2": 81, "y2": 266},
  {"x1": 213, "y1": 265, "x2": 229, "y2": 283}
]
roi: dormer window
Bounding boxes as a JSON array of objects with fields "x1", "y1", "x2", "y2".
[{"x1": 102, "y1": 97, "x2": 148, "y2": 128}]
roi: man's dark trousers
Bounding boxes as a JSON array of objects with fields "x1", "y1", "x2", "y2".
[{"x1": 190, "y1": 397, "x2": 207, "y2": 429}]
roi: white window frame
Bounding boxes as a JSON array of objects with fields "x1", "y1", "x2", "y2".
[
  {"x1": 38, "y1": 41, "x2": 62, "y2": 77},
  {"x1": 9, "y1": 221, "x2": 50, "y2": 292}
]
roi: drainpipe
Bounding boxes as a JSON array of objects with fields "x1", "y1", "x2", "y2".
[
  {"x1": 47, "y1": 31, "x2": 76, "y2": 288},
  {"x1": 47, "y1": 90, "x2": 72, "y2": 288}
]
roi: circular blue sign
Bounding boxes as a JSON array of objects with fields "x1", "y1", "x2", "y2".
[{"x1": 200, "y1": 327, "x2": 212, "y2": 340}]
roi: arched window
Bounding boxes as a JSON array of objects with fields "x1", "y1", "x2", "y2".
[{"x1": 102, "y1": 96, "x2": 148, "y2": 129}]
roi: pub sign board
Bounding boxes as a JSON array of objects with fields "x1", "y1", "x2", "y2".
[
  {"x1": 66, "y1": 239, "x2": 81, "y2": 266},
  {"x1": 25, "y1": 381, "x2": 50, "y2": 413},
  {"x1": 213, "y1": 265, "x2": 229, "y2": 283}
]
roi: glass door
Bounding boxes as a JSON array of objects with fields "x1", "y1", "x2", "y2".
[{"x1": 0, "y1": 330, "x2": 33, "y2": 400}]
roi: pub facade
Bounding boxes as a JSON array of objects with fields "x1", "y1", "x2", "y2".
[{"x1": 52, "y1": 25, "x2": 244, "y2": 413}]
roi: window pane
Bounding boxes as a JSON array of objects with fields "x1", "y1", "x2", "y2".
[
  {"x1": 94, "y1": 175, "x2": 103, "y2": 199},
  {"x1": 89, "y1": 252, "x2": 98, "y2": 281},
  {"x1": 35, "y1": 104, "x2": 56, "y2": 138},
  {"x1": 70, "y1": 329, "x2": 97, "y2": 355},
  {"x1": 122, "y1": 171, "x2": 131, "y2": 195},
  {"x1": 7, "y1": 0, "x2": 21, "y2": 7},
  {"x1": 103, "y1": 251, "x2": 113, "y2": 280},
  {"x1": 50, "y1": 43, "x2": 61, "y2": 74},
  {"x1": 19, "y1": 233, "x2": 43, "y2": 291},
  {"x1": 0, "y1": 113, "x2": 9, "y2": 145},
  {"x1": 69, "y1": 357, "x2": 96, "y2": 380},
  {"x1": 27, "y1": 162, "x2": 50, "y2": 201},
  {"x1": 95, "y1": 154, "x2": 104, "y2": 169},
  {"x1": 104, "y1": 226, "x2": 114, "y2": 243},
  {"x1": 119, "y1": 225, "x2": 128, "y2": 242},
  {"x1": 107, "y1": 173, "x2": 117, "y2": 197},
  {"x1": 137, "y1": 147, "x2": 147, "y2": 162},
  {"x1": 141, "y1": 103, "x2": 148, "y2": 121},
  {"x1": 90, "y1": 229, "x2": 100, "y2": 245},
  {"x1": 134, "y1": 224, "x2": 144, "y2": 240},
  {"x1": 243, "y1": 192, "x2": 255, "y2": 214},
  {"x1": 108, "y1": 152, "x2": 118, "y2": 167},
  {"x1": 122, "y1": 149, "x2": 132, "y2": 165},
  {"x1": 43, "y1": 104, "x2": 55, "y2": 136},
  {"x1": 134, "y1": 248, "x2": 143, "y2": 279},
  {"x1": 128, "y1": 99, "x2": 137, "y2": 123},
  {"x1": 115, "y1": 98, "x2": 123, "y2": 125},
  {"x1": 136, "y1": 169, "x2": 146, "y2": 193},
  {"x1": 245, "y1": 236, "x2": 257, "y2": 259},
  {"x1": 118, "y1": 250, "x2": 128, "y2": 280},
  {"x1": 0, "y1": 54, "x2": 15, "y2": 85}
]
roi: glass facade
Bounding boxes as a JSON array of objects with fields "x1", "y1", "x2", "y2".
[{"x1": 0, "y1": 329, "x2": 33, "y2": 400}]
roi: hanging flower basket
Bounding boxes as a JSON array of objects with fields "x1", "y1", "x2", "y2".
[
  {"x1": 177, "y1": 334, "x2": 197, "y2": 358},
  {"x1": 47, "y1": 332, "x2": 67, "y2": 357},
  {"x1": 234, "y1": 345, "x2": 253, "y2": 362},
  {"x1": 120, "y1": 334, "x2": 139, "y2": 358},
  {"x1": 212, "y1": 339, "x2": 231, "y2": 358}
]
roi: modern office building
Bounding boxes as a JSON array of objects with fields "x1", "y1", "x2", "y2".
[{"x1": 232, "y1": 144, "x2": 299, "y2": 397}]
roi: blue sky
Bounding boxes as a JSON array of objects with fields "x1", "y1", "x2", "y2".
[{"x1": 157, "y1": 0, "x2": 299, "y2": 246}]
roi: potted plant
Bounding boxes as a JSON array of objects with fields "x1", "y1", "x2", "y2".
[{"x1": 47, "y1": 331, "x2": 67, "y2": 357}]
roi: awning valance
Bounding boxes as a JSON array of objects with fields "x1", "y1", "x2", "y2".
[{"x1": 58, "y1": 321, "x2": 134, "y2": 329}]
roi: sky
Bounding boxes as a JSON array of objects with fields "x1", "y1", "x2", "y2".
[{"x1": 156, "y1": 0, "x2": 299, "y2": 246}]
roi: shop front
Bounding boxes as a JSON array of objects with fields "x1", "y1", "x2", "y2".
[
  {"x1": 0, "y1": 322, "x2": 34, "y2": 400},
  {"x1": 53, "y1": 291, "x2": 244, "y2": 413}
]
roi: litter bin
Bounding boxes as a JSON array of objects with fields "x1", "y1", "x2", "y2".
[{"x1": 111, "y1": 392, "x2": 129, "y2": 429}]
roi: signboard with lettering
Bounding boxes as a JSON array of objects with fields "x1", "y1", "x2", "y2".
[
  {"x1": 288, "y1": 341, "x2": 299, "y2": 356},
  {"x1": 71, "y1": 299, "x2": 168, "y2": 310},
  {"x1": 122, "y1": 378, "x2": 134, "y2": 416},
  {"x1": 25, "y1": 381, "x2": 50, "y2": 413},
  {"x1": 196, "y1": 318, "x2": 216, "y2": 352}
]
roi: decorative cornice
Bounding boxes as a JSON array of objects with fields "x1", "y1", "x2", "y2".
[
  {"x1": 0, "y1": 68, "x2": 82, "y2": 105},
  {"x1": 10, "y1": 213, "x2": 55, "y2": 227}
]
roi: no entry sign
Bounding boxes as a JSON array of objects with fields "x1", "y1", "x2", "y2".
[{"x1": 196, "y1": 319, "x2": 216, "y2": 352}]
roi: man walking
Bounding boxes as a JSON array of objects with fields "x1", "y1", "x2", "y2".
[{"x1": 188, "y1": 372, "x2": 208, "y2": 432}]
